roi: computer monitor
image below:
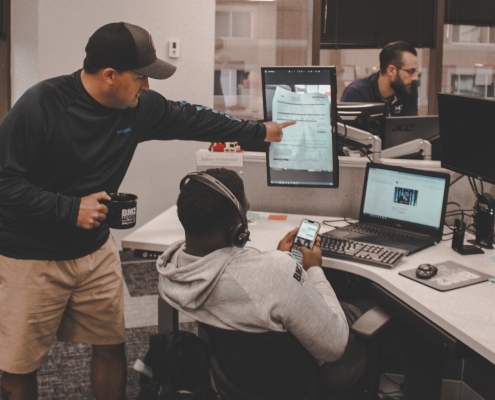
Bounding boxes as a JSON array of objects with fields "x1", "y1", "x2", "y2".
[
  {"x1": 438, "y1": 93, "x2": 495, "y2": 185},
  {"x1": 337, "y1": 102, "x2": 386, "y2": 137},
  {"x1": 382, "y1": 116, "x2": 439, "y2": 149},
  {"x1": 261, "y1": 66, "x2": 339, "y2": 188}
]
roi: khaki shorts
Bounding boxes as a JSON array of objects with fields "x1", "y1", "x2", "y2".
[{"x1": 0, "y1": 235, "x2": 125, "y2": 374}]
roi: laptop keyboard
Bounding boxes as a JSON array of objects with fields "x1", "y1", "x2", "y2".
[
  {"x1": 341, "y1": 223, "x2": 432, "y2": 246},
  {"x1": 320, "y1": 235, "x2": 408, "y2": 269}
]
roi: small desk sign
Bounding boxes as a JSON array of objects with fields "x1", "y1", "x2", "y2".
[{"x1": 196, "y1": 149, "x2": 243, "y2": 167}]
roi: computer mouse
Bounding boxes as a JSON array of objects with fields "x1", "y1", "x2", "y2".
[{"x1": 416, "y1": 264, "x2": 438, "y2": 279}]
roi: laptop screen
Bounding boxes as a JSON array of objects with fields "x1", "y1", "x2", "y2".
[
  {"x1": 261, "y1": 67, "x2": 339, "y2": 188},
  {"x1": 362, "y1": 164, "x2": 448, "y2": 231}
]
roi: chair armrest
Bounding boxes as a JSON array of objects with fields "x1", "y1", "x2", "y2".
[{"x1": 350, "y1": 305, "x2": 392, "y2": 338}]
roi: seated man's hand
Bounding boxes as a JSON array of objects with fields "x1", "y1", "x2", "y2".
[
  {"x1": 298, "y1": 245, "x2": 322, "y2": 271},
  {"x1": 277, "y1": 229, "x2": 322, "y2": 252},
  {"x1": 277, "y1": 227, "x2": 299, "y2": 252}
]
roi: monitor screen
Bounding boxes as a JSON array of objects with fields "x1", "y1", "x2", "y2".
[
  {"x1": 438, "y1": 93, "x2": 495, "y2": 185},
  {"x1": 261, "y1": 67, "x2": 339, "y2": 188},
  {"x1": 362, "y1": 165, "x2": 447, "y2": 230},
  {"x1": 337, "y1": 102, "x2": 386, "y2": 137}
]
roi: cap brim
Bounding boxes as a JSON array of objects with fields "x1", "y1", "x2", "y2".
[{"x1": 134, "y1": 58, "x2": 176, "y2": 80}]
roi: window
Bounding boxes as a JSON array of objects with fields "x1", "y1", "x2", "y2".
[
  {"x1": 450, "y1": 25, "x2": 495, "y2": 44},
  {"x1": 215, "y1": 11, "x2": 252, "y2": 38},
  {"x1": 442, "y1": 24, "x2": 495, "y2": 99},
  {"x1": 214, "y1": 0, "x2": 313, "y2": 120},
  {"x1": 0, "y1": 0, "x2": 10, "y2": 121}
]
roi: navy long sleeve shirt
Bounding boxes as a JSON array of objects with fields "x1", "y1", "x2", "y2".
[{"x1": 341, "y1": 72, "x2": 418, "y2": 116}]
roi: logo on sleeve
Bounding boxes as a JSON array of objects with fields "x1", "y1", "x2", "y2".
[
  {"x1": 293, "y1": 264, "x2": 306, "y2": 286},
  {"x1": 117, "y1": 128, "x2": 132, "y2": 135}
]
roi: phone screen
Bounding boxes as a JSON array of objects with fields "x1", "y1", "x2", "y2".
[{"x1": 290, "y1": 219, "x2": 320, "y2": 261}]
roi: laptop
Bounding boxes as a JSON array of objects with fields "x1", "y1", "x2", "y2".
[
  {"x1": 324, "y1": 163, "x2": 450, "y2": 254},
  {"x1": 382, "y1": 116, "x2": 439, "y2": 149}
]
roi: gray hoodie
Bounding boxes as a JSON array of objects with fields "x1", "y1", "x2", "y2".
[{"x1": 157, "y1": 241, "x2": 349, "y2": 363}]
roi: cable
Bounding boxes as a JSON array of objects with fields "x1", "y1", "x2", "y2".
[
  {"x1": 322, "y1": 219, "x2": 346, "y2": 228},
  {"x1": 379, "y1": 389, "x2": 404, "y2": 397},
  {"x1": 468, "y1": 176, "x2": 480, "y2": 197},
  {"x1": 344, "y1": 217, "x2": 357, "y2": 224},
  {"x1": 382, "y1": 373, "x2": 401, "y2": 387},
  {"x1": 444, "y1": 203, "x2": 465, "y2": 239},
  {"x1": 377, "y1": 373, "x2": 403, "y2": 399},
  {"x1": 359, "y1": 148, "x2": 373, "y2": 162}
]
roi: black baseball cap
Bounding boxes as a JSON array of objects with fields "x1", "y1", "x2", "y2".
[{"x1": 85, "y1": 22, "x2": 176, "y2": 80}]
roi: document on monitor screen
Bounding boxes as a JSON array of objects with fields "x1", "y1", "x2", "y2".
[{"x1": 269, "y1": 86, "x2": 333, "y2": 172}]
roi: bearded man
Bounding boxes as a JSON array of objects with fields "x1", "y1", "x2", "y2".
[{"x1": 341, "y1": 41, "x2": 419, "y2": 116}]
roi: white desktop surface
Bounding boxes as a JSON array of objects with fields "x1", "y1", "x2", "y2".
[{"x1": 122, "y1": 206, "x2": 495, "y2": 364}]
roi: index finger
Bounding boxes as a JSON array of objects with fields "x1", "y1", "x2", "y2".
[{"x1": 280, "y1": 121, "x2": 296, "y2": 129}]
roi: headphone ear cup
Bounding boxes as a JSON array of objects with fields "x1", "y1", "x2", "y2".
[{"x1": 227, "y1": 223, "x2": 250, "y2": 248}]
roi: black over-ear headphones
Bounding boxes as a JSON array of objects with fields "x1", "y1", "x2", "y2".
[{"x1": 179, "y1": 172, "x2": 250, "y2": 248}]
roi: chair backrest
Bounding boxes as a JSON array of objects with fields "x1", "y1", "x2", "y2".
[{"x1": 198, "y1": 323, "x2": 322, "y2": 400}]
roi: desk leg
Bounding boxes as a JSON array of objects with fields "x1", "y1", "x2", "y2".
[{"x1": 158, "y1": 297, "x2": 178, "y2": 334}]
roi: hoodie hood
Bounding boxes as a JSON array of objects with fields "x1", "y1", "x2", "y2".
[{"x1": 156, "y1": 240, "x2": 243, "y2": 310}]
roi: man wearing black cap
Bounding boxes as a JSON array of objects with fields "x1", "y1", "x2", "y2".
[{"x1": 0, "y1": 22, "x2": 293, "y2": 400}]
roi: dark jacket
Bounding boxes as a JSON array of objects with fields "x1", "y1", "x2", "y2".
[{"x1": 341, "y1": 72, "x2": 418, "y2": 116}]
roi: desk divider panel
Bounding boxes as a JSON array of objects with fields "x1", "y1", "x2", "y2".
[{"x1": 196, "y1": 152, "x2": 495, "y2": 220}]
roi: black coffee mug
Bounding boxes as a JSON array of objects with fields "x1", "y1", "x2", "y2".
[{"x1": 100, "y1": 193, "x2": 138, "y2": 229}]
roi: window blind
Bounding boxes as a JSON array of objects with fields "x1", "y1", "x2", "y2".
[
  {"x1": 0, "y1": 0, "x2": 5, "y2": 39},
  {"x1": 445, "y1": 0, "x2": 495, "y2": 26},
  {"x1": 320, "y1": 0, "x2": 436, "y2": 49}
]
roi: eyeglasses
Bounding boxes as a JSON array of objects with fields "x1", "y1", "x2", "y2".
[{"x1": 393, "y1": 65, "x2": 420, "y2": 76}]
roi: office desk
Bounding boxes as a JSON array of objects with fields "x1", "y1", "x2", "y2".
[{"x1": 122, "y1": 206, "x2": 495, "y2": 365}]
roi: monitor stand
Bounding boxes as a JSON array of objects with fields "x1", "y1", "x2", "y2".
[{"x1": 452, "y1": 219, "x2": 484, "y2": 255}]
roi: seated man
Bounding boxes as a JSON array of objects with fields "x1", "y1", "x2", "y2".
[
  {"x1": 157, "y1": 168, "x2": 368, "y2": 394},
  {"x1": 341, "y1": 41, "x2": 419, "y2": 116}
]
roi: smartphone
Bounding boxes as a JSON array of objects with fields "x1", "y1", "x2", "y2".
[{"x1": 290, "y1": 219, "x2": 321, "y2": 264}]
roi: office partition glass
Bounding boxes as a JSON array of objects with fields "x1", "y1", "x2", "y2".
[
  {"x1": 442, "y1": 24, "x2": 495, "y2": 99},
  {"x1": 214, "y1": 0, "x2": 314, "y2": 120}
]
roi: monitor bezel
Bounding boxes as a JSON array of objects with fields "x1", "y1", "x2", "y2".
[
  {"x1": 359, "y1": 162, "x2": 451, "y2": 238},
  {"x1": 261, "y1": 66, "x2": 339, "y2": 189},
  {"x1": 438, "y1": 93, "x2": 495, "y2": 185},
  {"x1": 337, "y1": 102, "x2": 386, "y2": 138}
]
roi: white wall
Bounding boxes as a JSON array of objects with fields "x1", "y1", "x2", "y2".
[{"x1": 11, "y1": 0, "x2": 216, "y2": 247}]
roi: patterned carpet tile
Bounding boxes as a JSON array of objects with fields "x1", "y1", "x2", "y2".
[{"x1": 31, "y1": 326, "x2": 158, "y2": 400}]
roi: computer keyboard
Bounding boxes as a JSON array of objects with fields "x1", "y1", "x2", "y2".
[
  {"x1": 341, "y1": 223, "x2": 431, "y2": 246},
  {"x1": 320, "y1": 234, "x2": 408, "y2": 269}
]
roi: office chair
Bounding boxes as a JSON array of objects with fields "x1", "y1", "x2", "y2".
[{"x1": 199, "y1": 305, "x2": 391, "y2": 400}]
